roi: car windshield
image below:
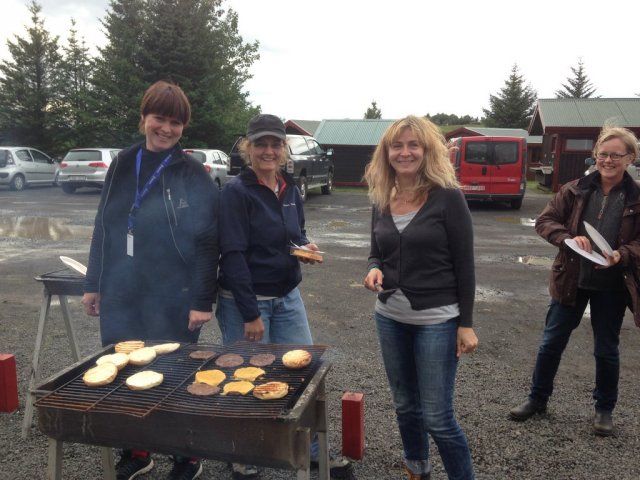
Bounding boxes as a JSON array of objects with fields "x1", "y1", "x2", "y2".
[
  {"x1": 64, "y1": 150, "x2": 102, "y2": 162},
  {"x1": 187, "y1": 151, "x2": 206, "y2": 163}
]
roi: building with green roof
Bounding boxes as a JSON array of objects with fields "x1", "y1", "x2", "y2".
[{"x1": 529, "y1": 98, "x2": 640, "y2": 191}]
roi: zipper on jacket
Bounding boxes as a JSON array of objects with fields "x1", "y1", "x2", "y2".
[{"x1": 166, "y1": 188, "x2": 178, "y2": 226}]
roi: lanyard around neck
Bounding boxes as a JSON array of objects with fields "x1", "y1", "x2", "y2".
[{"x1": 127, "y1": 148, "x2": 173, "y2": 232}]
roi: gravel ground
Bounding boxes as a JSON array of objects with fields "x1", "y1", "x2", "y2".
[{"x1": 1, "y1": 187, "x2": 640, "y2": 479}]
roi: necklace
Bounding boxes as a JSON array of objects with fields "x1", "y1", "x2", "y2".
[{"x1": 597, "y1": 194, "x2": 608, "y2": 220}]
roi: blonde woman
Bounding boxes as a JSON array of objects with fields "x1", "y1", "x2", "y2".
[
  {"x1": 216, "y1": 114, "x2": 353, "y2": 479},
  {"x1": 363, "y1": 115, "x2": 478, "y2": 480},
  {"x1": 510, "y1": 126, "x2": 640, "y2": 437}
]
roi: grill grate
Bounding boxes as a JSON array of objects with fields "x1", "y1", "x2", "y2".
[{"x1": 35, "y1": 342, "x2": 327, "y2": 419}]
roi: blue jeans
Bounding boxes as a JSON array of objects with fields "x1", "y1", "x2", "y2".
[
  {"x1": 375, "y1": 312, "x2": 475, "y2": 480},
  {"x1": 217, "y1": 288, "x2": 321, "y2": 458},
  {"x1": 216, "y1": 287, "x2": 313, "y2": 345},
  {"x1": 529, "y1": 289, "x2": 626, "y2": 412}
]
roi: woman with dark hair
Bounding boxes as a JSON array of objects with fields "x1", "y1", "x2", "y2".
[
  {"x1": 363, "y1": 115, "x2": 478, "y2": 480},
  {"x1": 81, "y1": 80, "x2": 219, "y2": 480}
]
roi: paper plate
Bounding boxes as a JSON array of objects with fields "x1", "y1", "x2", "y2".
[
  {"x1": 59, "y1": 256, "x2": 87, "y2": 276},
  {"x1": 564, "y1": 238, "x2": 608, "y2": 266},
  {"x1": 583, "y1": 221, "x2": 613, "y2": 256}
]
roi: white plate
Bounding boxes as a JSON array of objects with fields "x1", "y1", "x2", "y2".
[
  {"x1": 564, "y1": 238, "x2": 608, "y2": 266},
  {"x1": 59, "y1": 256, "x2": 87, "y2": 276},
  {"x1": 583, "y1": 221, "x2": 613, "y2": 256}
]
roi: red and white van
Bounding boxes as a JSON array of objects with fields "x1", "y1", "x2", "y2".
[{"x1": 449, "y1": 136, "x2": 527, "y2": 209}]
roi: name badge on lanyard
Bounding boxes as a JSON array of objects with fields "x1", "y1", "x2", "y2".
[{"x1": 127, "y1": 148, "x2": 173, "y2": 256}]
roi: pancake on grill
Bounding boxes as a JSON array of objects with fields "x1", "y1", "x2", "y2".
[
  {"x1": 152, "y1": 342, "x2": 180, "y2": 355},
  {"x1": 221, "y1": 381, "x2": 254, "y2": 396},
  {"x1": 233, "y1": 366, "x2": 265, "y2": 382},
  {"x1": 249, "y1": 353, "x2": 276, "y2": 367},
  {"x1": 187, "y1": 383, "x2": 220, "y2": 396},
  {"x1": 126, "y1": 370, "x2": 163, "y2": 391},
  {"x1": 253, "y1": 381, "x2": 289, "y2": 400},
  {"x1": 128, "y1": 347, "x2": 157, "y2": 366},
  {"x1": 194, "y1": 369, "x2": 226, "y2": 387},
  {"x1": 282, "y1": 349, "x2": 312, "y2": 369},
  {"x1": 83, "y1": 362, "x2": 118, "y2": 387},
  {"x1": 115, "y1": 340, "x2": 145, "y2": 354},
  {"x1": 189, "y1": 350, "x2": 217, "y2": 360},
  {"x1": 95, "y1": 352, "x2": 129, "y2": 370},
  {"x1": 215, "y1": 353, "x2": 244, "y2": 368}
]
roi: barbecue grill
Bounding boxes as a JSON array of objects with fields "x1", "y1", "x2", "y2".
[
  {"x1": 35, "y1": 342, "x2": 332, "y2": 479},
  {"x1": 22, "y1": 268, "x2": 85, "y2": 439}
]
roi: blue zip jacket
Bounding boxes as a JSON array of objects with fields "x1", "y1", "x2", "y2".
[{"x1": 218, "y1": 167, "x2": 309, "y2": 322}]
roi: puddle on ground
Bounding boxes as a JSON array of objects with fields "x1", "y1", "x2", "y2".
[
  {"x1": 518, "y1": 255, "x2": 553, "y2": 267},
  {"x1": 0, "y1": 216, "x2": 93, "y2": 240},
  {"x1": 495, "y1": 216, "x2": 537, "y2": 226}
]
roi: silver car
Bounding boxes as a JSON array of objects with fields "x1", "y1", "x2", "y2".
[
  {"x1": 0, "y1": 147, "x2": 57, "y2": 191},
  {"x1": 184, "y1": 148, "x2": 230, "y2": 189},
  {"x1": 58, "y1": 148, "x2": 121, "y2": 193}
]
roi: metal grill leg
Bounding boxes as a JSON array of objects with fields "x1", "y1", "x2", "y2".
[
  {"x1": 101, "y1": 447, "x2": 115, "y2": 480},
  {"x1": 59, "y1": 295, "x2": 81, "y2": 361},
  {"x1": 316, "y1": 379, "x2": 329, "y2": 480},
  {"x1": 22, "y1": 290, "x2": 51, "y2": 439},
  {"x1": 47, "y1": 437, "x2": 62, "y2": 480}
]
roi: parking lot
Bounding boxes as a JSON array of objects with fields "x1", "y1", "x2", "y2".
[{"x1": 1, "y1": 185, "x2": 640, "y2": 479}]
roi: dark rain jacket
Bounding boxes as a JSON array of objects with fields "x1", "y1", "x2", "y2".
[
  {"x1": 535, "y1": 171, "x2": 640, "y2": 326},
  {"x1": 84, "y1": 141, "x2": 219, "y2": 312},
  {"x1": 218, "y1": 167, "x2": 309, "y2": 322}
]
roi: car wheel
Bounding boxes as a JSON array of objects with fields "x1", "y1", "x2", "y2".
[
  {"x1": 298, "y1": 175, "x2": 308, "y2": 202},
  {"x1": 321, "y1": 171, "x2": 333, "y2": 195},
  {"x1": 10, "y1": 174, "x2": 26, "y2": 191},
  {"x1": 510, "y1": 198, "x2": 523, "y2": 210},
  {"x1": 62, "y1": 184, "x2": 76, "y2": 194}
]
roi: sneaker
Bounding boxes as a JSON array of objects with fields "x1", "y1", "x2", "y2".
[
  {"x1": 231, "y1": 463, "x2": 259, "y2": 479},
  {"x1": 167, "y1": 459, "x2": 203, "y2": 480},
  {"x1": 115, "y1": 452, "x2": 154, "y2": 480},
  {"x1": 310, "y1": 453, "x2": 355, "y2": 479}
]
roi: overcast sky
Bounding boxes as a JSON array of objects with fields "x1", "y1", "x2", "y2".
[{"x1": 2, "y1": 0, "x2": 639, "y2": 121}]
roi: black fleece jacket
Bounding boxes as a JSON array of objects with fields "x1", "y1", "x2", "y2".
[
  {"x1": 367, "y1": 187, "x2": 475, "y2": 327},
  {"x1": 84, "y1": 141, "x2": 219, "y2": 311}
]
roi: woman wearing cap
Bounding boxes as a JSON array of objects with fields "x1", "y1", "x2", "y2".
[{"x1": 216, "y1": 114, "x2": 353, "y2": 479}]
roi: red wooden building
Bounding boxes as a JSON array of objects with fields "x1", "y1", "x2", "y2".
[{"x1": 529, "y1": 98, "x2": 640, "y2": 192}]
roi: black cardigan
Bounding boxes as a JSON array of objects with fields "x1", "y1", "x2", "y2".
[{"x1": 367, "y1": 187, "x2": 475, "y2": 327}]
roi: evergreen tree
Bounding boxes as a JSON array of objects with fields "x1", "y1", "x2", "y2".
[
  {"x1": 91, "y1": 0, "x2": 147, "y2": 146},
  {"x1": 364, "y1": 100, "x2": 382, "y2": 119},
  {"x1": 483, "y1": 64, "x2": 537, "y2": 129},
  {"x1": 0, "y1": 1, "x2": 61, "y2": 151},
  {"x1": 555, "y1": 59, "x2": 597, "y2": 98},
  {"x1": 56, "y1": 19, "x2": 96, "y2": 150}
]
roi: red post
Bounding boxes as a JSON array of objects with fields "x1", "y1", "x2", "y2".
[
  {"x1": 0, "y1": 354, "x2": 19, "y2": 413},
  {"x1": 341, "y1": 391, "x2": 365, "y2": 460}
]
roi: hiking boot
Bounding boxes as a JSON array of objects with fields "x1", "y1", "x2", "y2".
[
  {"x1": 509, "y1": 398, "x2": 547, "y2": 421},
  {"x1": 167, "y1": 459, "x2": 202, "y2": 480},
  {"x1": 115, "y1": 452, "x2": 154, "y2": 480},
  {"x1": 593, "y1": 411, "x2": 614, "y2": 436},
  {"x1": 231, "y1": 463, "x2": 259, "y2": 479},
  {"x1": 403, "y1": 466, "x2": 431, "y2": 480},
  {"x1": 311, "y1": 453, "x2": 355, "y2": 479}
]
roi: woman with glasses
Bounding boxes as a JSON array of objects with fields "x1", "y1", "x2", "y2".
[
  {"x1": 510, "y1": 126, "x2": 640, "y2": 436},
  {"x1": 216, "y1": 113, "x2": 354, "y2": 480}
]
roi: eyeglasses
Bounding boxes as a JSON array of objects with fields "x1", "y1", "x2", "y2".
[
  {"x1": 253, "y1": 141, "x2": 284, "y2": 151},
  {"x1": 596, "y1": 152, "x2": 629, "y2": 161}
]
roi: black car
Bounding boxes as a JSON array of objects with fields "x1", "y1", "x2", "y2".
[{"x1": 229, "y1": 134, "x2": 334, "y2": 201}]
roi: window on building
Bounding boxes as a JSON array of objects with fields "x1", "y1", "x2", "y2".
[{"x1": 565, "y1": 139, "x2": 593, "y2": 151}]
